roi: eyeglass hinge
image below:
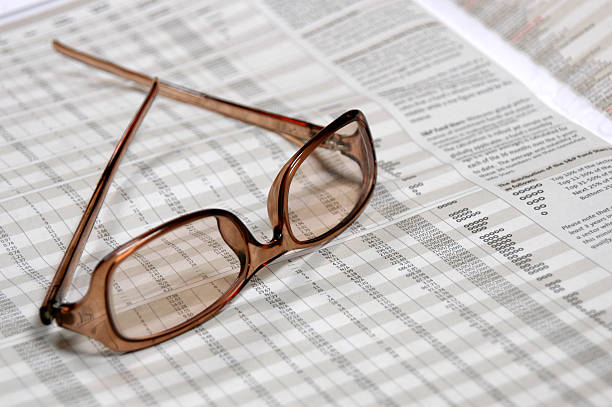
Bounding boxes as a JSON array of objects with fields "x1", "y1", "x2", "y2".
[{"x1": 323, "y1": 137, "x2": 349, "y2": 151}]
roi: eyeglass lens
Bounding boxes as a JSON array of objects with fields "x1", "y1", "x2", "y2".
[
  {"x1": 108, "y1": 217, "x2": 241, "y2": 339},
  {"x1": 288, "y1": 121, "x2": 368, "y2": 242}
]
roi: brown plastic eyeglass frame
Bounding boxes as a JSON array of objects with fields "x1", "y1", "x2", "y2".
[{"x1": 39, "y1": 41, "x2": 377, "y2": 352}]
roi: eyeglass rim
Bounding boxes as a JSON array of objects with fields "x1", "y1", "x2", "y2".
[
  {"x1": 278, "y1": 110, "x2": 376, "y2": 245},
  {"x1": 53, "y1": 110, "x2": 377, "y2": 351}
]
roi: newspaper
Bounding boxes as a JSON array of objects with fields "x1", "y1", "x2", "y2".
[
  {"x1": 452, "y1": 0, "x2": 612, "y2": 119},
  {"x1": 0, "y1": 0, "x2": 610, "y2": 405}
]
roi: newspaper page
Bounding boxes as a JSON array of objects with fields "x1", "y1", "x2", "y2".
[
  {"x1": 0, "y1": 0, "x2": 610, "y2": 406},
  {"x1": 418, "y1": 0, "x2": 612, "y2": 148},
  {"x1": 451, "y1": 0, "x2": 612, "y2": 119}
]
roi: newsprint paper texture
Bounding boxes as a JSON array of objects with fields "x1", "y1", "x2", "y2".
[{"x1": 0, "y1": 0, "x2": 610, "y2": 406}]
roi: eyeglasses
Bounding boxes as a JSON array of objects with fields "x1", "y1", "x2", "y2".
[{"x1": 39, "y1": 41, "x2": 377, "y2": 352}]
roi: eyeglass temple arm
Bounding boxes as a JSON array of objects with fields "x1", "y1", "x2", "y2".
[
  {"x1": 53, "y1": 40, "x2": 324, "y2": 146},
  {"x1": 39, "y1": 80, "x2": 159, "y2": 325}
]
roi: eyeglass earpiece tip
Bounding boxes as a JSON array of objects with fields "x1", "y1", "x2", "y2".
[{"x1": 39, "y1": 305, "x2": 54, "y2": 325}]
